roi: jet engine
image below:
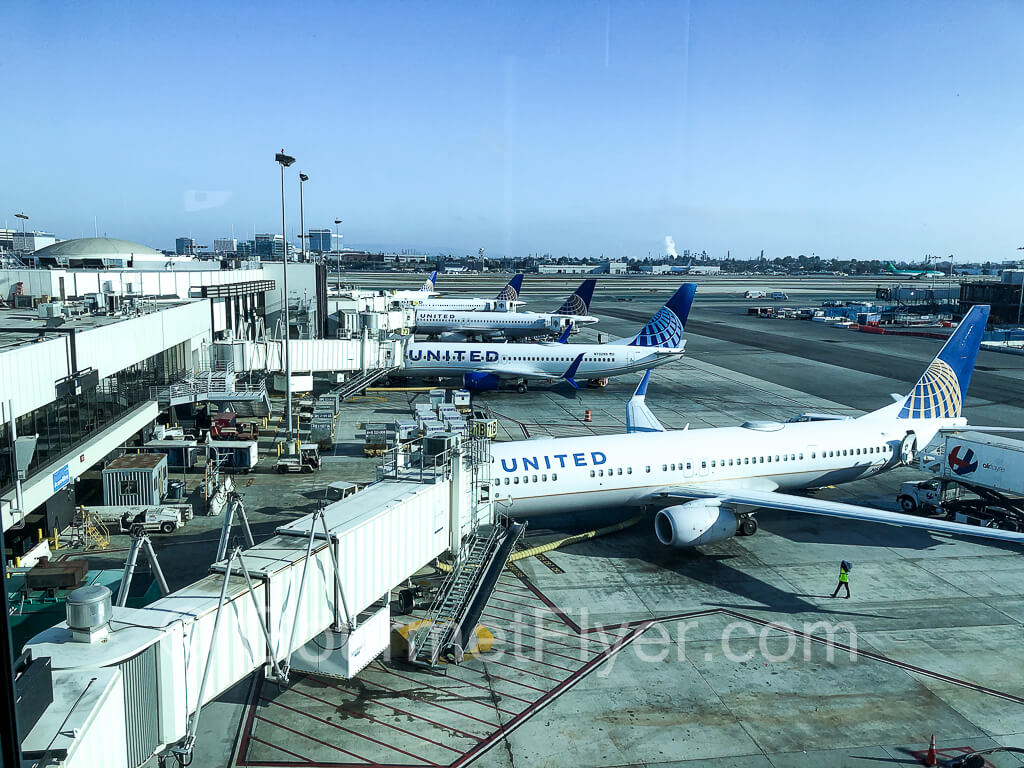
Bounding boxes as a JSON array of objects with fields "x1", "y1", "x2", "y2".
[
  {"x1": 654, "y1": 499, "x2": 738, "y2": 547},
  {"x1": 463, "y1": 372, "x2": 500, "y2": 390},
  {"x1": 440, "y1": 332, "x2": 469, "y2": 342}
]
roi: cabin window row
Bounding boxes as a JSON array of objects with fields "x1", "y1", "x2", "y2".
[{"x1": 501, "y1": 473, "x2": 559, "y2": 485}]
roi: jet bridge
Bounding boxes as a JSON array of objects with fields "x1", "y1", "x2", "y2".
[{"x1": 20, "y1": 437, "x2": 493, "y2": 768}]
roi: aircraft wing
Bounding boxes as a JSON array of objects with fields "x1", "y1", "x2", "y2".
[{"x1": 658, "y1": 483, "x2": 1024, "y2": 545}]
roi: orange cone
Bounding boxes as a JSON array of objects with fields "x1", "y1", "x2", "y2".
[
  {"x1": 583, "y1": 409, "x2": 592, "y2": 422},
  {"x1": 923, "y1": 734, "x2": 937, "y2": 766}
]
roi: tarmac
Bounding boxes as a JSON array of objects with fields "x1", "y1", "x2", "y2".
[{"x1": 116, "y1": 275, "x2": 1024, "y2": 768}]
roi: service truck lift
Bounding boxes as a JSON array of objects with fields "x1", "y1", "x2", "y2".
[{"x1": 901, "y1": 430, "x2": 1024, "y2": 532}]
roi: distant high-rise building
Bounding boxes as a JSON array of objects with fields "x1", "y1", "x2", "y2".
[
  {"x1": 0, "y1": 229, "x2": 14, "y2": 253},
  {"x1": 14, "y1": 231, "x2": 56, "y2": 253},
  {"x1": 306, "y1": 229, "x2": 341, "y2": 253},
  {"x1": 237, "y1": 240, "x2": 255, "y2": 258},
  {"x1": 213, "y1": 238, "x2": 237, "y2": 253},
  {"x1": 254, "y1": 233, "x2": 295, "y2": 260},
  {"x1": 175, "y1": 237, "x2": 196, "y2": 255}
]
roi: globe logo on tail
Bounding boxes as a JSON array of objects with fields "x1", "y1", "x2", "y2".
[
  {"x1": 947, "y1": 445, "x2": 978, "y2": 475},
  {"x1": 556, "y1": 293, "x2": 588, "y2": 316},
  {"x1": 629, "y1": 306, "x2": 684, "y2": 347},
  {"x1": 898, "y1": 358, "x2": 962, "y2": 419},
  {"x1": 496, "y1": 284, "x2": 518, "y2": 302}
]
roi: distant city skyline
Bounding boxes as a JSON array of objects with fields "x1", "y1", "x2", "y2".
[{"x1": 3, "y1": 1, "x2": 1023, "y2": 263}]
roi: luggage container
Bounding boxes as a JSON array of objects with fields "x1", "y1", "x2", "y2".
[
  {"x1": 310, "y1": 418, "x2": 336, "y2": 451},
  {"x1": 429, "y1": 389, "x2": 446, "y2": 408},
  {"x1": 102, "y1": 454, "x2": 169, "y2": 506},
  {"x1": 395, "y1": 420, "x2": 419, "y2": 441},
  {"x1": 364, "y1": 422, "x2": 394, "y2": 456},
  {"x1": 451, "y1": 389, "x2": 471, "y2": 412},
  {"x1": 420, "y1": 419, "x2": 445, "y2": 436},
  {"x1": 207, "y1": 440, "x2": 259, "y2": 472},
  {"x1": 143, "y1": 439, "x2": 199, "y2": 470}
]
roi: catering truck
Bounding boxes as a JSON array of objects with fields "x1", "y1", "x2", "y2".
[{"x1": 898, "y1": 430, "x2": 1024, "y2": 531}]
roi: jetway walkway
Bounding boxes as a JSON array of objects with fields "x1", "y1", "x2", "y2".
[{"x1": 21, "y1": 437, "x2": 493, "y2": 768}]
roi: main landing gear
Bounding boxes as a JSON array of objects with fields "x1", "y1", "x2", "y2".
[{"x1": 737, "y1": 515, "x2": 759, "y2": 537}]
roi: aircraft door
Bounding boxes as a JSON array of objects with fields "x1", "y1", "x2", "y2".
[{"x1": 683, "y1": 459, "x2": 694, "y2": 478}]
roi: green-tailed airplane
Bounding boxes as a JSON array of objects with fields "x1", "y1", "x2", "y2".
[{"x1": 886, "y1": 261, "x2": 946, "y2": 279}]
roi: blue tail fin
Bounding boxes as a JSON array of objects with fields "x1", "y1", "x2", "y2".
[
  {"x1": 626, "y1": 283, "x2": 696, "y2": 348},
  {"x1": 495, "y1": 274, "x2": 523, "y2": 302},
  {"x1": 420, "y1": 270, "x2": 438, "y2": 291},
  {"x1": 898, "y1": 305, "x2": 989, "y2": 419},
  {"x1": 556, "y1": 323, "x2": 573, "y2": 344},
  {"x1": 554, "y1": 279, "x2": 596, "y2": 315}
]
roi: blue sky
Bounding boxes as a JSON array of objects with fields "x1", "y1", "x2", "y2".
[{"x1": 2, "y1": 0, "x2": 1023, "y2": 261}]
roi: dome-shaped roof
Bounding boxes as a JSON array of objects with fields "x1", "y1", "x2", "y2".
[{"x1": 34, "y1": 237, "x2": 164, "y2": 258}]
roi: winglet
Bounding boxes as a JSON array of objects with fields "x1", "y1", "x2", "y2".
[
  {"x1": 626, "y1": 370, "x2": 665, "y2": 433},
  {"x1": 897, "y1": 304, "x2": 990, "y2": 420},
  {"x1": 562, "y1": 353, "x2": 585, "y2": 390},
  {"x1": 495, "y1": 274, "x2": 524, "y2": 302},
  {"x1": 556, "y1": 323, "x2": 573, "y2": 344},
  {"x1": 554, "y1": 279, "x2": 597, "y2": 315}
]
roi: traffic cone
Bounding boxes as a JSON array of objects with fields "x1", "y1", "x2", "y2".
[
  {"x1": 583, "y1": 409, "x2": 592, "y2": 422},
  {"x1": 923, "y1": 734, "x2": 937, "y2": 766}
]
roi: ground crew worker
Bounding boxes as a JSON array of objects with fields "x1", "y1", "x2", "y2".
[{"x1": 831, "y1": 560, "x2": 851, "y2": 598}]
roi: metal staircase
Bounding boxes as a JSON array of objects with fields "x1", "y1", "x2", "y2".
[
  {"x1": 149, "y1": 361, "x2": 272, "y2": 416},
  {"x1": 332, "y1": 366, "x2": 393, "y2": 400},
  {"x1": 410, "y1": 520, "x2": 526, "y2": 668}
]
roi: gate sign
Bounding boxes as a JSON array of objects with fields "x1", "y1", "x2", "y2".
[
  {"x1": 52, "y1": 464, "x2": 71, "y2": 492},
  {"x1": 947, "y1": 445, "x2": 978, "y2": 476}
]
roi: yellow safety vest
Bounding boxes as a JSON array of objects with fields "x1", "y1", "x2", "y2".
[{"x1": 838, "y1": 569, "x2": 849, "y2": 583}]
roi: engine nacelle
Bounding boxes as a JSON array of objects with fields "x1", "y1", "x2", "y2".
[
  {"x1": 463, "y1": 372, "x2": 500, "y2": 391},
  {"x1": 655, "y1": 499, "x2": 738, "y2": 547},
  {"x1": 440, "y1": 332, "x2": 469, "y2": 342}
]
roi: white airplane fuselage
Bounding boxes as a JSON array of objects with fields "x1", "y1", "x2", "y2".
[
  {"x1": 489, "y1": 413, "x2": 958, "y2": 517},
  {"x1": 403, "y1": 340, "x2": 683, "y2": 380},
  {"x1": 414, "y1": 309, "x2": 596, "y2": 339},
  {"x1": 400, "y1": 298, "x2": 522, "y2": 312}
]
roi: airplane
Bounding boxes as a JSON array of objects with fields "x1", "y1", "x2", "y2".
[
  {"x1": 397, "y1": 274, "x2": 526, "y2": 312},
  {"x1": 389, "y1": 270, "x2": 439, "y2": 302},
  {"x1": 886, "y1": 262, "x2": 946, "y2": 279},
  {"x1": 401, "y1": 283, "x2": 695, "y2": 392},
  {"x1": 415, "y1": 279, "x2": 598, "y2": 341},
  {"x1": 489, "y1": 305, "x2": 1024, "y2": 548}
]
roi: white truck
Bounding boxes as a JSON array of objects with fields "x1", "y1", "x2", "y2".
[{"x1": 898, "y1": 431, "x2": 1024, "y2": 531}]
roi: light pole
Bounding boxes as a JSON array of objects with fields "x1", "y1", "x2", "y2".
[
  {"x1": 1017, "y1": 247, "x2": 1024, "y2": 327},
  {"x1": 334, "y1": 219, "x2": 343, "y2": 278},
  {"x1": 298, "y1": 172, "x2": 309, "y2": 263},
  {"x1": 275, "y1": 150, "x2": 296, "y2": 453},
  {"x1": 13, "y1": 213, "x2": 28, "y2": 253}
]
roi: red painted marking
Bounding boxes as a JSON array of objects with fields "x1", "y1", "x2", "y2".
[
  {"x1": 344, "y1": 675, "x2": 499, "y2": 730},
  {"x1": 488, "y1": 594, "x2": 551, "y2": 612},
  {"x1": 481, "y1": 656, "x2": 563, "y2": 683},
  {"x1": 247, "y1": 734, "x2": 316, "y2": 763},
  {"x1": 299, "y1": 677, "x2": 488, "y2": 742},
  {"x1": 480, "y1": 611, "x2": 608, "y2": 646},
  {"x1": 263, "y1": 694, "x2": 447, "y2": 764},
  {"x1": 500, "y1": 650, "x2": 577, "y2": 674},
  {"x1": 376, "y1": 665, "x2": 523, "y2": 715},
  {"x1": 479, "y1": 614, "x2": 602, "y2": 654},
  {"x1": 255, "y1": 714, "x2": 372, "y2": 764}
]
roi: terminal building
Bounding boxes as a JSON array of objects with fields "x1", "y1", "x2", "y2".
[{"x1": 0, "y1": 243, "x2": 413, "y2": 564}]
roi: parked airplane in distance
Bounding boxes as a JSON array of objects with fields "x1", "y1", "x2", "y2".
[
  {"x1": 398, "y1": 274, "x2": 526, "y2": 312},
  {"x1": 886, "y1": 262, "x2": 946, "y2": 279},
  {"x1": 400, "y1": 283, "x2": 696, "y2": 392},
  {"x1": 389, "y1": 270, "x2": 439, "y2": 302},
  {"x1": 489, "y1": 305, "x2": 1024, "y2": 547},
  {"x1": 416, "y1": 279, "x2": 598, "y2": 341}
]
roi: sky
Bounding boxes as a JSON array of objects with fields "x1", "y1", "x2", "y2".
[{"x1": 2, "y1": 0, "x2": 1023, "y2": 262}]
